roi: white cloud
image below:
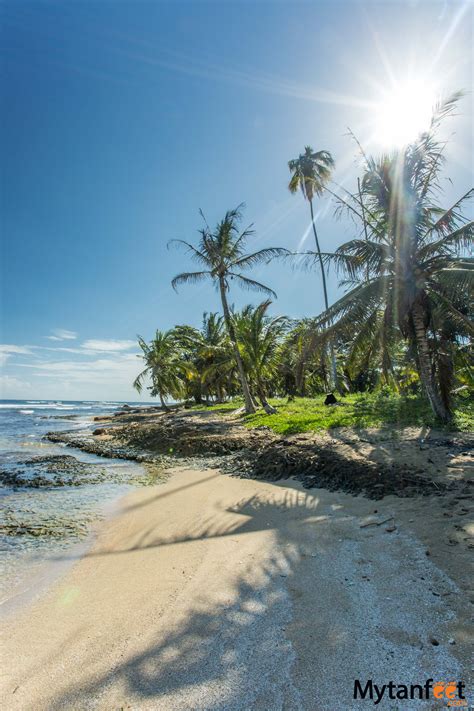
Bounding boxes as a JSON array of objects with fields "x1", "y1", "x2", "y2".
[
  {"x1": 1, "y1": 337, "x2": 149, "y2": 401},
  {"x1": 17, "y1": 353, "x2": 142, "y2": 381},
  {"x1": 0, "y1": 375, "x2": 32, "y2": 397},
  {"x1": 0, "y1": 344, "x2": 33, "y2": 366},
  {"x1": 47, "y1": 329, "x2": 77, "y2": 341},
  {"x1": 0, "y1": 344, "x2": 33, "y2": 355},
  {"x1": 81, "y1": 339, "x2": 137, "y2": 352}
]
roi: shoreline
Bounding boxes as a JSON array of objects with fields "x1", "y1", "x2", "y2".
[
  {"x1": 41, "y1": 406, "x2": 474, "y2": 592},
  {"x1": 2, "y1": 464, "x2": 472, "y2": 710},
  {"x1": 0, "y1": 482, "x2": 133, "y2": 618},
  {"x1": 2, "y1": 406, "x2": 472, "y2": 708},
  {"x1": 0, "y1": 407, "x2": 164, "y2": 616}
]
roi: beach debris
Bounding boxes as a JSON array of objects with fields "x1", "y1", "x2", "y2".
[
  {"x1": 44, "y1": 408, "x2": 473, "y2": 501},
  {"x1": 360, "y1": 516, "x2": 394, "y2": 528}
]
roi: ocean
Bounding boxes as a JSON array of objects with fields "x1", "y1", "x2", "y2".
[{"x1": 0, "y1": 399, "x2": 152, "y2": 612}]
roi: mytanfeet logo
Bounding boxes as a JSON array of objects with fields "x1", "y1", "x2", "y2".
[{"x1": 353, "y1": 679, "x2": 469, "y2": 706}]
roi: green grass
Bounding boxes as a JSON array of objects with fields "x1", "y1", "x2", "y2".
[
  {"x1": 191, "y1": 393, "x2": 474, "y2": 435},
  {"x1": 188, "y1": 400, "x2": 244, "y2": 413}
]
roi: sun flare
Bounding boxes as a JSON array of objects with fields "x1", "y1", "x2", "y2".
[{"x1": 373, "y1": 80, "x2": 436, "y2": 148}]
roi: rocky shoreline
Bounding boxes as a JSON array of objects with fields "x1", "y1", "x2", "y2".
[{"x1": 45, "y1": 406, "x2": 474, "y2": 501}]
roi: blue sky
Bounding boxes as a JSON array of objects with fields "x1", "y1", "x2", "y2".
[{"x1": 1, "y1": 0, "x2": 472, "y2": 401}]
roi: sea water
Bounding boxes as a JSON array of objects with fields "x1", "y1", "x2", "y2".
[{"x1": 0, "y1": 400, "x2": 151, "y2": 611}]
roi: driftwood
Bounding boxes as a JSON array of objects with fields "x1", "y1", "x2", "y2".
[{"x1": 360, "y1": 516, "x2": 394, "y2": 528}]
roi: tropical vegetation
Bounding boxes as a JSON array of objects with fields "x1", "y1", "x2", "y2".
[{"x1": 134, "y1": 94, "x2": 472, "y2": 427}]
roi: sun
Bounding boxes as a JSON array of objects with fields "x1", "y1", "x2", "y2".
[{"x1": 373, "y1": 79, "x2": 436, "y2": 149}]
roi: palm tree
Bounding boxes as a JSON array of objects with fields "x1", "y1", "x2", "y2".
[
  {"x1": 133, "y1": 330, "x2": 184, "y2": 409},
  {"x1": 234, "y1": 300, "x2": 289, "y2": 413},
  {"x1": 288, "y1": 146, "x2": 337, "y2": 386},
  {"x1": 279, "y1": 318, "x2": 330, "y2": 396},
  {"x1": 314, "y1": 94, "x2": 473, "y2": 422},
  {"x1": 173, "y1": 313, "x2": 235, "y2": 404},
  {"x1": 170, "y1": 205, "x2": 286, "y2": 414}
]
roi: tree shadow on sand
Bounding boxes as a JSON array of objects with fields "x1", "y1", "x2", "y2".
[{"x1": 48, "y1": 488, "x2": 323, "y2": 711}]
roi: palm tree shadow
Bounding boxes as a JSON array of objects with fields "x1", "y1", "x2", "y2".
[
  {"x1": 327, "y1": 425, "x2": 456, "y2": 482},
  {"x1": 49, "y1": 488, "x2": 322, "y2": 710}
]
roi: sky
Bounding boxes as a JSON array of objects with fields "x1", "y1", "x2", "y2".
[{"x1": 1, "y1": 0, "x2": 472, "y2": 401}]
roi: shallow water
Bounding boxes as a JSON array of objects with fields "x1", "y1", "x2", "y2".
[{"x1": 0, "y1": 399, "x2": 153, "y2": 609}]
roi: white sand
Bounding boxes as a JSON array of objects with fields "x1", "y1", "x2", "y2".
[{"x1": 1, "y1": 468, "x2": 471, "y2": 710}]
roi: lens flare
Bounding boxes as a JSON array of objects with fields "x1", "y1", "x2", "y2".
[{"x1": 373, "y1": 80, "x2": 436, "y2": 148}]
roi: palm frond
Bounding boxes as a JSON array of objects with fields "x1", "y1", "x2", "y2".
[
  {"x1": 171, "y1": 271, "x2": 210, "y2": 292},
  {"x1": 430, "y1": 90, "x2": 464, "y2": 130},
  {"x1": 424, "y1": 189, "x2": 474, "y2": 238},
  {"x1": 133, "y1": 368, "x2": 149, "y2": 393},
  {"x1": 167, "y1": 239, "x2": 211, "y2": 266},
  {"x1": 232, "y1": 274, "x2": 277, "y2": 298},
  {"x1": 230, "y1": 247, "x2": 290, "y2": 270},
  {"x1": 420, "y1": 221, "x2": 474, "y2": 260},
  {"x1": 430, "y1": 291, "x2": 474, "y2": 336}
]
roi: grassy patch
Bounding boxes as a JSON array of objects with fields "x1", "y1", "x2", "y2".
[
  {"x1": 244, "y1": 394, "x2": 431, "y2": 434},
  {"x1": 188, "y1": 400, "x2": 244, "y2": 413},
  {"x1": 188, "y1": 393, "x2": 473, "y2": 434}
]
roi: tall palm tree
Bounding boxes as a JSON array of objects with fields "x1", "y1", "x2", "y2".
[
  {"x1": 288, "y1": 146, "x2": 337, "y2": 386},
  {"x1": 133, "y1": 330, "x2": 184, "y2": 409},
  {"x1": 170, "y1": 205, "x2": 286, "y2": 414},
  {"x1": 314, "y1": 94, "x2": 473, "y2": 422},
  {"x1": 234, "y1": 300, "x2": 289, "y2": 413}
]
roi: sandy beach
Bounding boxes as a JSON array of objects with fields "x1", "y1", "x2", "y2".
[{"x1": 2, "y1": 460, "x2": 472, "y2": 710}]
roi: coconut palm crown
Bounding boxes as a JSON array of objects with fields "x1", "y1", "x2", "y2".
[{"x1": 288, "y1": 146, "x2": 335, "y2": 202}]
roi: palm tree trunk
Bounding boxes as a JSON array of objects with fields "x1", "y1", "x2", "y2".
[
  {"x1": 412, "y1": 303, "x2": 450, "y2": 423},
  {"x1": 256, "y1": 378, "x2": 277, "y2": 414},
  {"x1": 159, "y1": 392, "x2": 169, "y2": 411},
  {"x1": 218, "y1": 278, "x2": 256, "y2": 414},
  {"x1": 296, "y1": 360, "x2": 305, "y2": 396},
  {"x1": 309, "y1": 199, "x2": 338, "y2": 390}
]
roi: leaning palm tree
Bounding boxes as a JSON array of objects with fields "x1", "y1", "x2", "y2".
[
  {"x1": 314, "y1": 93, "x2": 473, "y2": 422},
  {"x1": 234, "y1": 300, "x2": 289, "y2": 413},
  {"x1": 133, "y1": 330, "x2": 184, "y2": 409},
  {"x1": 169, "y1": 205, "x2": 286, "y2": 414},
  {"x1": 288, "y1": 146, "x2": 337, "y2": 386}
]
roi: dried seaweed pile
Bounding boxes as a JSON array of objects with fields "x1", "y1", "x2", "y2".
[{"x1": 225, "y1": 441, "x2": 449, "y2": 499}]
